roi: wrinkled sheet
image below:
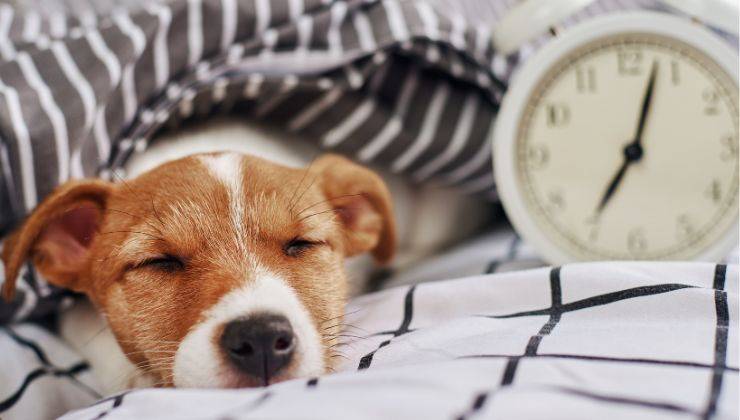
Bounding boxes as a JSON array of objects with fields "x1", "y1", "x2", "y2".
[{"x1": 2, "y1": 231, "x2": 736, "y2": 419}]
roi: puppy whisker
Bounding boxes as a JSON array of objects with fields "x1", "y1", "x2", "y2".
[{"x1": 296, "y1": 194, "x2": 364, "y2": 217}]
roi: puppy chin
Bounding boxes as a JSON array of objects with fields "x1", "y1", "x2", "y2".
[{"x1": 171, "y1": 271, "x2": 325, "y2": 388}]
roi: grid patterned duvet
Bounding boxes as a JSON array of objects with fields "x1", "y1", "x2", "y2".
[{"x1": 1, "y1": 229, "x2": 737, "y2": 420}]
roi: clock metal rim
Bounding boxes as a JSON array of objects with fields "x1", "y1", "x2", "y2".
[{"x1": 492, "y1": 11, "x2": 740, "y2": 265}]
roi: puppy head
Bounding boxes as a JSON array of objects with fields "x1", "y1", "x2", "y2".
[{"x1": 2, "y1": 153, "x2": 395, "y2": 388}]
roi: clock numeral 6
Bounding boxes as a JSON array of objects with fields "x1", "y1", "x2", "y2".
[
  {"x1": 720, "y1": 135, "x2": 738, "y2": 161},
  {"x1": 546, "y1": 103, "x2": 570, "y2": 127},
  {"x1": 526, "y1": 144, "x2": 550, "y2": 169},
  {"x1": 676, "y1": 215, "x2": 694, "y2": 239},
  {"x1": 703, "y1": 88, "x2": 720, "y2": 115},
  {"x1": 617, "y1": 50, "x2": 643, "y2": 75},
  {"x1": 627, "y1": 228, "x2": 647, "y2": 254}
]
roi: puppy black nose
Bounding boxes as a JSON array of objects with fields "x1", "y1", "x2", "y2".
[{"x1": 220, "y1": 313, "x2": 295, "y2": 384}]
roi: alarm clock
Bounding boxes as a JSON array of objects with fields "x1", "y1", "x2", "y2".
[{"x1": 492, "y1": 10, "x2": 739, "y2": 263}]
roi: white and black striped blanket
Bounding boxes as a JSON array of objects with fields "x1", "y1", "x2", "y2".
[{"x1": 1, "y1": 228, "x2": 738, "y2": 420}]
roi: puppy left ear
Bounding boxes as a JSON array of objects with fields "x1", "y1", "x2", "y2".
[
  {"x1": 2, "y1": 180, "x2": 112, "y2": 300},
  {"x1": 314, "y1": 154, "x2": 396, "y2": 264}
]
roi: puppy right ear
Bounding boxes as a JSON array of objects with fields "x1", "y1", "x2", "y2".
[{"x1": 1, "y1": 180, "x2": 113, "y2": 301}]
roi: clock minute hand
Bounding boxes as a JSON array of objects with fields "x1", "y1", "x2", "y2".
[
  {"x1": 632, "y1": 61, "x2": 659, "y2": 146},
  {"x1": 596, "y1": 61, "x2": 658, "y2": 214}
]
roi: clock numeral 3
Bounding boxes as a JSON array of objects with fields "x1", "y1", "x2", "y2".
[
  {"x1": 705, "y1": 179, "x2": 722, "y2": 203},
  {"x1": 627, "y1": 228, "x2": 647, "y2": 254},
  {"x1": 526, "y1": 144, "x2": 550, "y2": 169},
  {"x1": 618, "y1": 50, "x2": 643, "y2": 75},
  {"x1": 576, "y1": 66, "x2": 596, "y2": 93},
  {"x1": 703, "y1": 88, "x2": 720, "y2": 115},
  {"x1": 546, "y1": 103, "x2": 570, "y2": 127},
  {"x1": 720, "y1": 135, "x2": 738, "y2": 161}
]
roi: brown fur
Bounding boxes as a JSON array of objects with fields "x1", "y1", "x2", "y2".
[{"x1": 2, "y1": 153, "x2": 395, "y2": 387}]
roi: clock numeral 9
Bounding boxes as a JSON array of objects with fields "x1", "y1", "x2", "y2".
[
  {"x1": 546, "y1": 103, "x2": 570, "y2": 127},
  {"x1": 526, "y1": 144, "x2": 550, "y2": 169},
  {"x1": 705, "y1": 179, "x2": 722, "y2": 203},
  {"x1": 627, "y1": 228, "x2": 647, "y2": 254},
  {"x1": 576, "y1": 66, "x2": 596, "y2": 93},
  {"x1": 676, "y1": 215, "x2": 694, "y2": 239},
  {"x1": 720, "y1": 135, "x2": 738, "y2": 161},
  {"x1": 617, "y1": 50, "x2": 643, "y2": 76},
  {"x1": 703, "y1": 89, "x2": 720, "y2": 115}
]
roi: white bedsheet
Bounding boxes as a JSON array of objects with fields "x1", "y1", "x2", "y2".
[{"x1": 1, "y1": 231, "x2": 737, "y2": 420}]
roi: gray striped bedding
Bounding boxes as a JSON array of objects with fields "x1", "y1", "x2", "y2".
[
  {"x1": 0, "y1": 0, "x2": 665, "y2": 326},
  {"x1": 0, "y1": 0, "x2": 516, "y2": 324}
]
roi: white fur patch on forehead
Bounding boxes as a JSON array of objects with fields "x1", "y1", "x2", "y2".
[
  {"x1": 198, "y1": 153, "x2": 247, "y2": 250},
  {"x1": 172, "y1": 271, "x2": 324, "y2": 388},
  {"x1": 198, "y1": 153, "x2": 245, "y2": 193},
  {"x1": 198, "y1": 153, "x2": 243, "y2": 183}
]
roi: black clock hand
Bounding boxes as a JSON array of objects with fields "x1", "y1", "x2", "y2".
[
  {"x1": 632, "y1": 61, "x2": 659, "y2": 146},
  {"x1": 596, "y1": 61, "x2": 658, "y2": 214},
  {"x1": 596, "y1": 157, "x2": 631, "y2": 213}
]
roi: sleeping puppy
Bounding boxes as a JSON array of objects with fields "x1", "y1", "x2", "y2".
[
  {"x1": 125, "y1": 118, "x2": 491, "y2": 286},
  {"x1": 1, "y1": 151, "x2": 395, "y2": 389}
]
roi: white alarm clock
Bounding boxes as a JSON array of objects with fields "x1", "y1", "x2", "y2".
[{"x1": 493, "y1": 9, "x2": 739, "y2": 263}]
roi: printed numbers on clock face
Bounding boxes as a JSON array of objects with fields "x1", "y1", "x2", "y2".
[{"x1": 516, "y1": 34, "x2": 739, "y2": 260}]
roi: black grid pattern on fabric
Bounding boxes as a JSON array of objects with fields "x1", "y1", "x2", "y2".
[
  {"x1": 1, "y1": 263, "x2": 734, "y2": 419},
  {"x1": 500, "y1": 266, "x2": 562, "y2": 386},
  {"x1": 358, "y1": 284, "x2": 416, "y2": 370},
  {"x1": 703, "y1": 264, "x2": 729, "y2": 420},
  {"x1": 89, "y1": 392, "x2": 127, "y2": 420},
  {"x1": 0, "y1": 327, "x2": 98, "y2": 414},
  {"x1": 349, "y1": 264, "x2": 735, "y2": 420}
]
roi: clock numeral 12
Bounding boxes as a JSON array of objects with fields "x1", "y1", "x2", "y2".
[
  {"x1": 618, "y1": 50, "x2": 643, "y2": 75},
  {"x1": 546, "y1": 103, "x2": 570, "y2": 127}
]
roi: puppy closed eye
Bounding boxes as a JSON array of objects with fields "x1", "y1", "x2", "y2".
[
  {"x1": 135, "y1": 255, "x2": 185, "y2": 272},
  {"x1": 284, "y1": 238, "x2": 322, "y2": 257}
]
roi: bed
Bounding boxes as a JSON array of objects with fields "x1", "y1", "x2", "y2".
[
  {"x1": 0, "y1": 0, "x2": 737, "y2": 419},
  {"x1": 1, "y1": 227, "x2": 738, "y2": 419}
]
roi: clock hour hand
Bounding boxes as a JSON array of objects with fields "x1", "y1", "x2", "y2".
[
  {"x1": 596, "y1": 155, "x2": 631, "y2": 213},
  {"x1": 596, "y1": 61, "x2": 658, "y2": 214}
]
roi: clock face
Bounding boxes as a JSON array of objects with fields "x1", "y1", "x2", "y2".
[{"x1": 515, "y1": 33, "x2": 739, "y2": 260}]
